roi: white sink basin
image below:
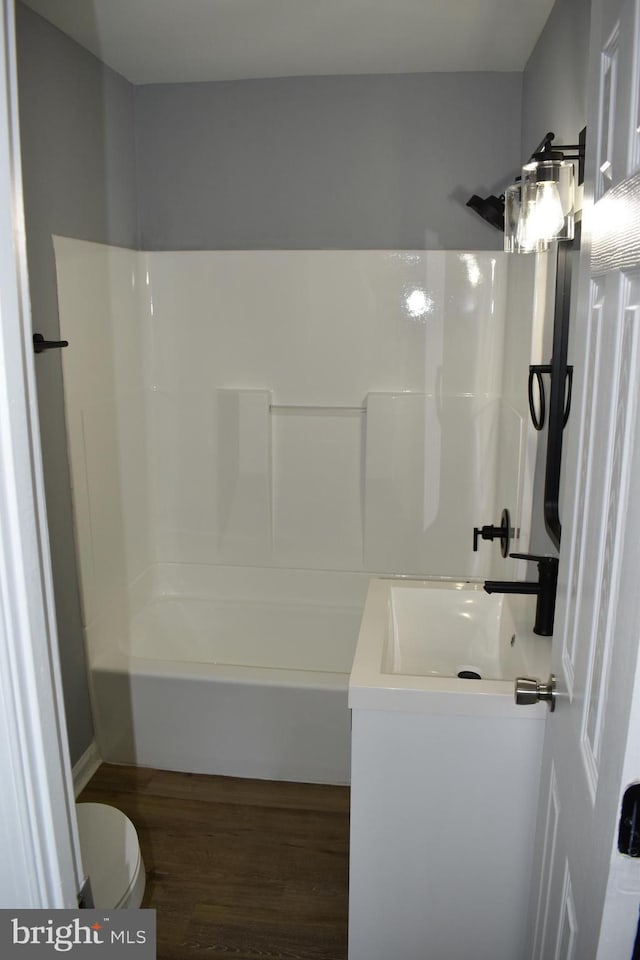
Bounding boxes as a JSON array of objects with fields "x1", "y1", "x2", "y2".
[
  {"x1": 385, "y1": 583, "x2": 520, "y2": 679},
  {"x1": 349, "y1": 578, "x2": 550, "y2": 716}
]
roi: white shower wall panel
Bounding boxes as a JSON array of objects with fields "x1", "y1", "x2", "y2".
[
  {"x1": 149, "y1": 389, "x2": 221, "y2": 565},
  {"x1": 143, "y1": 249, "x2": 509, "y2": 575},
  {"x1": 271, "y1": 408, "x2": 364, "y2": 571},
  {"x1": 54, "y1": 237, "x2": 152, "y2": 629},
  {"x1": 364, "y1": 393, "x2": 500, "y2": 577},
  {"x1": 55, "y1": 239, "x2": 522, "y2": 595},
  {"x1": 144, "y1": 250, "x2": 506, "y2": 403}
]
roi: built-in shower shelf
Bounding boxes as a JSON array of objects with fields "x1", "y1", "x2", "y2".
[
  {"x1": 213, "y1": 387, "x2": 509, "y2": 578},
  {"x1": 270, "y1": 403, "x2": 365, "y2": 415}
]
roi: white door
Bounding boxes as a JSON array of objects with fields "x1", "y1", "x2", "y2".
[
  {"x1": 526, "y1": 0, "x2": 640, "y2": 955},
  {"x1": 0, "y1": 0, "x2": 83, "y2": 907}
]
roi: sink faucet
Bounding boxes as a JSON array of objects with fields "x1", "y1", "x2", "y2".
[{"x1": 483, "y1": 552, "x2": 558, "y2": 636}]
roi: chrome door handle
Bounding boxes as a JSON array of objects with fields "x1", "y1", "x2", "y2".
[{"x1": 515, "y1": 674, "x2": 556, "y2": 711}]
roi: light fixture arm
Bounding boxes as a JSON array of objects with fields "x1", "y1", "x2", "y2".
[
  {"x1": 531, "y1": 131, "x2": 556, "y2": 156},
  {"x1": 528, "y1": 128, "x2": 586, "y2": 183}
]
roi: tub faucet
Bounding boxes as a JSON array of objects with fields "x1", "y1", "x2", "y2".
[{"x1": 483, "y1": 552, "x2": 558, "y2": 636}]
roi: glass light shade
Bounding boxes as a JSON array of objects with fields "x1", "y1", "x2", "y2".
[
  {"x1": 504, "y1": 181, "x2": 550, "y2": 254},
  {"x1": 503, "y1": 183, "x2": 521, "y2": 252},
  {"x1": 521, "y1": 158, "x2": 575, "y2": 244}
]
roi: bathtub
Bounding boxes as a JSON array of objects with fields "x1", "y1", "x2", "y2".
[{"x1": 87, "y1": 564, "x2": 370, "y2": 784}]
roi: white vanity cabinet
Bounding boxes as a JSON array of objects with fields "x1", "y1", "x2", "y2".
[{"x1": 347, "y1": 578, "x2": 549, "y2": 960}]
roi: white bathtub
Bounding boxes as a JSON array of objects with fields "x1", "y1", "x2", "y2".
[{"x1": 87, "y1": 564, "x2": 370, "y2": 784}]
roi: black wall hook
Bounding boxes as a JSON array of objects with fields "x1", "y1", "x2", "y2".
[{"x1": 33, "y1": 333, "x2": 69, "y2": 354}]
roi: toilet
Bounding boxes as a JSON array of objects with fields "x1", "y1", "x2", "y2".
[{"x1": 76, "y1": 803, "x2": 146, "y2": 909}]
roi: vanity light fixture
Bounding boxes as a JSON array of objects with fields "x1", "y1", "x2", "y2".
[
  {"x1": 466, "y1": 128, "x2": 586, "y2": 253},
  {"x1": 509, "y1": 129, "x2": 586, "y2": 253}
]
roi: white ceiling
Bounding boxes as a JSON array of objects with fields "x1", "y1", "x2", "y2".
[{"x1": 20, "y1": 0, "x2": 555, "y2": 85}]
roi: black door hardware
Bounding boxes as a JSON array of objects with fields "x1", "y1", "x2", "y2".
[
  {"x1": 618, "y1": 783, "x2": 640, "y2": 857},
  {"x1": 473, "y1": 508, "x2": 511, "y2": 558},
  {"x1": 33, "y1": 333, "x2": 69, "y2": 354}
]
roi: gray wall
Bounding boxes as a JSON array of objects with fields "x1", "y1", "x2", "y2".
[
  {"x1": 521, "y1": 0, "x2": 591, "y2": 556},
  {"x1": 522, "y1": 0, "x2": 590, "y2": 157},
  {"x1": 16, "y1": 3, "x2": 137, "y2": 764},
  {"x1": 135, "y1": 73, "x2": 522, "y2": 251}
]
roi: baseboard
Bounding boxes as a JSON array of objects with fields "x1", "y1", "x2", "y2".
[{"x1": 72, "y1": 740, "x2": 102, "y2": 798}]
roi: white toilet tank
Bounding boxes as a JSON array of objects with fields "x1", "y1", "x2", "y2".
[{"x1": 76, "y1": 802, "x2": 146, "y2": 909}]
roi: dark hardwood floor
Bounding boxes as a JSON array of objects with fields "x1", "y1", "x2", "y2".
[{"x1": 79, "y1": 765, "x2": 350, "y2": 960}]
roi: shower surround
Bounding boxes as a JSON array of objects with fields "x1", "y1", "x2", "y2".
[{"x1": 54, "y1": 238, "x2": 540, "y2": 782}]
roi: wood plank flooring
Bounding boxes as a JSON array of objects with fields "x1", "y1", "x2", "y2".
[{"x1": 79, "y1": 765, "x2": 350, "y2": 960}]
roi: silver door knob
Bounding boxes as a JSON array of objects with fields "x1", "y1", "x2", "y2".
[{"x1": 515, "y1": 674, "x2": 556, "y2": 711}]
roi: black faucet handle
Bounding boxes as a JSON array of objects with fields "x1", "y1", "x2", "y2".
[
  {"x1": 510, "y1": 551, "x2": 556, "y2": 561},
  {"x1": 473, "y1": 508, "x2": 511, "y2": 557},
  {"x1": 510, "y1": 552, "x2": 559, "y2": 573},
  {"x1": 473, "y1": 525, "x2": 502, "y2": 550}
]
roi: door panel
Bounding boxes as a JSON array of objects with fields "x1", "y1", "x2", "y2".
[
  {"x1": 531, "y1": 763, "x2": 562, "y2": 960},
  {"x1": 561, "y1": 278, "x2": 604, "y2": 697},
  {"x1": 0, "y1": 0, "x2": 82, "y2": 907},
  {"x1": 526, "y1": 0, "x2": 640, "y2": 955}
]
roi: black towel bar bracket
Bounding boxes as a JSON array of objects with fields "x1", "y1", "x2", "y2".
[{"x1": 528, "y1": 363, "x2": 573, "y2": 431}]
